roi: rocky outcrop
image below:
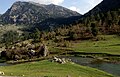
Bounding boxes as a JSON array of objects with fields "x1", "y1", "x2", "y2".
[
  {"x1": 37, "y1": 44, "x2": 49, "y2": 57},
  {"x1": 50, "y1": 56, "x2": 71, "y2": 64}
]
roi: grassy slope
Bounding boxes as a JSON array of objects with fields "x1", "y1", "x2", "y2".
[
  {"x1": 0, "y1": 60, "x2": 113, "y2": 77},
  {"x1": 72, "y1": 35, "x2": 120, "y2": 55}
]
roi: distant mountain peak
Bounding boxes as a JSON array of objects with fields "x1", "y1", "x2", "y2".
[{"x1": 1, "y1": 1, "x2": 81, "y2": 25}]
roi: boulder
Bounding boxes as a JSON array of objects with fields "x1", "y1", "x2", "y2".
[
  {"x1": 14, "y1": 55, "x2": 21, "y2": 61},
  {"x1": 37, "y1": 44, "x2": 49, "y2": 57},
  {"x1": 1, "y1": 51, "x2": 7, "y2": 57},
  {"x1": 51, "y1": 57, "x2": 70, "y2": 64},
  {"x1": 27, "y1": 49, "x2": 36, "y2": 58},
  {"x1": 44, "y1": 45, "x2": 49, "y2": 57},
  {"x1": 61, "y1": 58, "x2": 66, "y2": 64},
  {"x1": 0, "y1": 51, "x2": 2, "y2": 56},
  {"x1": 0, "y1": 71, "x2": 5, "y2": 75},
  {"x1": 16, "y1": 43, "x2": 22, "y2": 47},
  {"x1": 30, "y1": 49, "x2": 36, "y2": 55},
  {"x1": 53, "y1": 56, "x2": 59, "y2": 62}
]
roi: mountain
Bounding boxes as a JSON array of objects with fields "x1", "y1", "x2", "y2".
[
  {"x1": 31, "y1": 16, "x2": 81, "y2": 30},
  {"x1": 1, "y1": 1, "x2": 81, "y2": 25},
  {"x1": 50, "y1": 0, "x2": 120, "y2": 40},
  {"x1": 0, "y1": 14, "x2": 2, "y2": 24},
  {"x1": 78, "y1": 0, "x2": 120, "y2": 34},
  {"x1": 85, "y1": 0, "x2": 120, "y2": 16},
  {"x1": 0, "y1": 14, "x2": 1, "y2": 19}
]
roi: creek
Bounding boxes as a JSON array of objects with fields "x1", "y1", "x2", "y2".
[{"x1": 61, "y1": 56, "x2": 120, "y2": 77}]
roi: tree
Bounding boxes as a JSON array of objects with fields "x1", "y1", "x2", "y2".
[
  {"x1": 1, "y1": 30, "x2": 19, "y2": 44},
  {"x1": 90, "y1": 23, "x2": 98, "y2": 37},
  {"x1": 33, "y1": 28, "x2": 41, "y2": 42}
]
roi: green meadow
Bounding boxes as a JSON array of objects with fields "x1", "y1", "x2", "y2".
[
  {"x1": 0, "y1": 35, "x2": 120, "y2": 77},
  {"x1": 0, "y1": 60, "x2": 113, "y2": 77},
  {"x1": 72, "y1": 35, "x2": 120, "y2": 55},
  {"x1": 49, "y1": 35, "x2": 120, "y2": 55}
]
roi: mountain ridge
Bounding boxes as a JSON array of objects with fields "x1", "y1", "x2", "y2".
[
  {"x1": 78, "y1": 0, "x2": 120, "y2": 35},
  {"x1": 1, "y1": 1, "x2": 81, "y2": 25},
  {"x1": 85, "y1": 0, "x2": 120, "y2": 16}
]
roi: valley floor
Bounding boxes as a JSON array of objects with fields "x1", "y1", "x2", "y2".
[
  {"x1": 0, "y1": 35, "x2": 120, "y2": 77},
  {"x1": 0, "y1": 60, "x2": 113, "y2": 77}
]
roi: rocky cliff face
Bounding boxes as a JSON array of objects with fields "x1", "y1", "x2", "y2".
[{"x1": 1, "y1": 1, "x2": 80, "y2": 25}]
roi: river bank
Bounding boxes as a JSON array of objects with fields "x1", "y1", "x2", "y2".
[
  {"x1": 60, "y1": 56, "x2": 120, "y2": 77},
  {"x1": 0, "y1": 60, "x2": 113, "y2": 77},
  {"x1": 0, "y1": 55, "x2": 120, "y2": 77}
]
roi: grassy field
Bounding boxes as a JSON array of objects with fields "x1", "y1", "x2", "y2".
[
  {"x1": 0, "y1": 35, "x2": 119, "y2": 77},
  {"x1": 72, "y1": 35, "x2": 120, "y2": 55},
  {"x1": 49, "y1": 35, "x2": 120, "y2": 55},
  {"x1": 0, "y1": 60, "x2": 113, "y2": 77}
]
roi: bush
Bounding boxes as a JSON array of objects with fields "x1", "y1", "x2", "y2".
[
  {"x1": 0, "y1": 30, "x2": 20, "y2": 45},
  {"x1": 56, "y1": 41, "x2": 71, "y2": 47}
]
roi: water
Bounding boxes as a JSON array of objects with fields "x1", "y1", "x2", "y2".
[
  {"x1": 0, "y1": 63, "x2": 10, "y2": 66},
  {"x1": 0, "y1": 57, "x2": 120, "y2": 77},
  {"x1": 61, "y1": 56, "x2": 120, "y2": 77},
  {"x1": 89, "y1": 63, "x2": 120, "y2": 77}
]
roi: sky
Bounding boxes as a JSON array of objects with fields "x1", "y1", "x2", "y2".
[{"x1": 0, "y1": 0, "x2": 103, "y2": 14}]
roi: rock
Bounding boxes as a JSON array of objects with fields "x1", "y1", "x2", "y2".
[
  {"x1": 0, "y1": 71, "x2": 5, "y2": 75},
  {"x1": 1, "y1": 51, "x2": 7, "y2": 57},
  {"x1": 30, "y1": 49, "x2": 36, "y2": 56},
  {"x1": 0, "y1": 51, "x2": 3, "y2": 53},
  {"x1": 16, "y1": 43, "x2": 22, "y2": 47},
  {"x1": 37, "y1": 44, "x2": 49, "y2": 57},
  {"x1": 44, "y1": 45, "x2": 49, "y2": 57},
  {"x1": 53, "y1": 56, "x2": 59, "y2": 61},
  {"x1": 0, "y1": 51, "x2": 2, "y2": 56},
  {"x1": 67, "y1": 75, "x2": 71, "y2": 77},
  {"x1": 14, "y1": 55, "x2": 21, "y2": 61},
  {"x1": 11, "y1": 46, "x2": 15, "y2": 49},
  {"x1": 66, "y1": 58, "x2": 71, "y2": 63},
  {"x1": 58, "y1": 58, "x2": 62, "y2": 62},
  {"x1": 51, "y1": 57, "x2": 71, "y2": 64},
  {"x1": 61, "y1": 58, "x2": 66, "y2": 64},
  {"x1": 31, "y1": 49, "x2": 36, "y2": 53},
  {"x1": 27, "y1": 49, "x2": 36, "y2": 58},
  {"x1": 26, "y1": 44, "x2": 32, "y2": 48}
]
